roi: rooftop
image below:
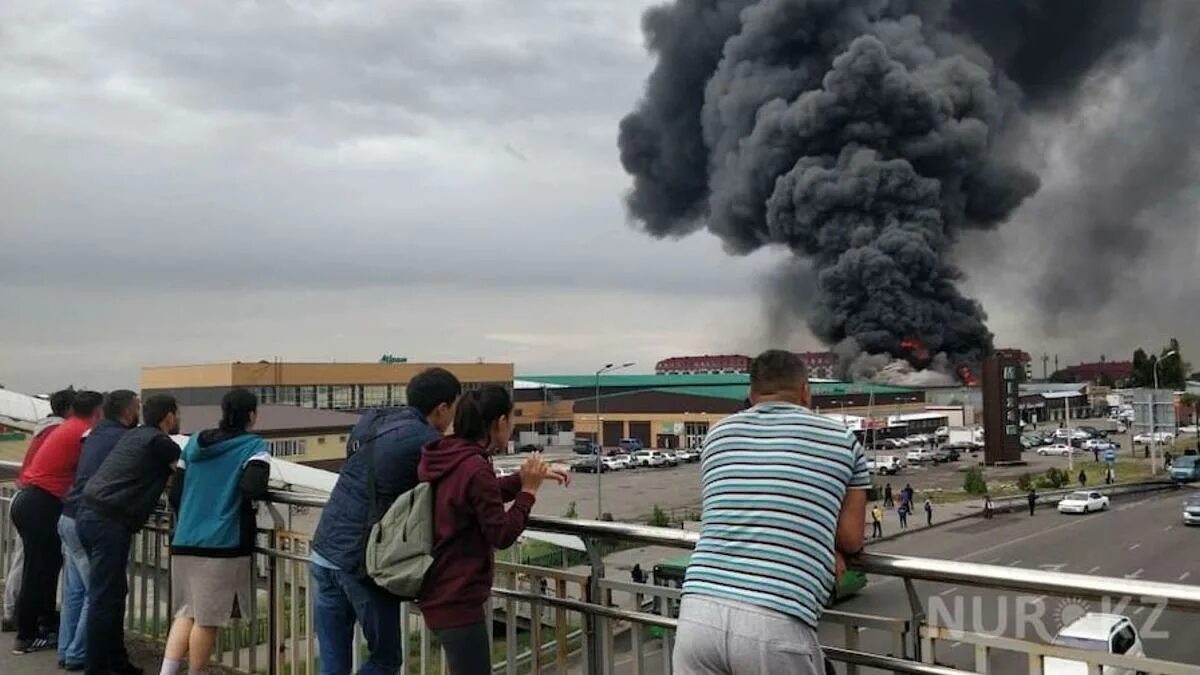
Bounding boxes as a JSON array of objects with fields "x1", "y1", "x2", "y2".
[
  {"x1": 518, "y1": 373, "x2": 848, "y2": 390},
  {"x1": 178, "y1": 404, "x2": 361, "y2": 435}
]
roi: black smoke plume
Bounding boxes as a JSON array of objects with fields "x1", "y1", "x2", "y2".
[{"x1": 618, "y1": 0, "x2": 1157, "y2": 368}]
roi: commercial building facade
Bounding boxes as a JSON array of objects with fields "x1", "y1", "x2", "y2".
[
  {"x1": 653, "y1": 352, "x2": 839, "y2": 379},
  {"x1": 514, "y1": 374, "x2": 925, "y2": 450},
  {"x1": 142, "y1": 361, "x2": 513, "y2": 410}
]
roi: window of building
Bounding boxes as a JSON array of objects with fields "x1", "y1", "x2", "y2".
[
  {"x1": 317, "y1": 437, "x2": 326, "y2": 445},
  {"x1": 298, "y1": 386, "x2": 317, "y2": 409},
  {"x1": 268, "y1": 439, "x2": 306, "y2": 458},
  {"x1": 331, "y1": 386, "x2": 354, "y2": 409},
  {"x1": 362, "y1": 385, "x2": 388, "y2": 407},
  {"x1": 391, "y1": 385, "x2": 407, "y2": 406},
  {"x1": 277, "y1": 386, "x2": 299, "y2": 406},
  {"x1": 684, "y1": 422, "x2": 709, "y2": 449}
]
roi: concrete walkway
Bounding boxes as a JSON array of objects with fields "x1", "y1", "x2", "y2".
[{"x1": 0, "y1": 635, "x2": 166, "y2": 675}]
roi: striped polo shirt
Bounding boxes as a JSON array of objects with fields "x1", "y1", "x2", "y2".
[{"x1": 683, "y1": 401, "x2": 870, "y2": 628}]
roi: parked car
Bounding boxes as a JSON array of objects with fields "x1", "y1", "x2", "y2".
[
  {"x1": 1178, "y1": 425, "x2": 1200, "y2": 435},
  {"x1": 660, "y1": 451, "x2": 681, "y2": 466},
  {"x1": 1134, "y1": 431, "x2": 1175, "y2": 445},
  {"x1": 1038, "y1": 444, "x2": 1079, "y2": 457},
  {"x1": 1182, "y1": 492, "x2": 1200, "y2": 525},
  {"x1": 934, "y1": 426, "x2": 949, "y2": 440},
  {"x1": 631, "y1": 450, "x2": 666, "y2": 468},
  {"x1": 869, "y1": 455, "x2": 903, "y2": 475},
  {"x1": 1170, "y1": 455, "x2": 1200, "y2": 483},
  {"x1": 601, "y1": 456, "x2": 625, "y2": 472},
  {"x1": 1078, "y1": 426, "x2": 1106, "y2": 439},
  {"x1": 1082, "y1": 438, "x2": 1117, "y2": 452},
  {"x1": 571, "y1": 457, "x2": 605, "y2": 473},
  {"x1": 495, "y1": 466, "x2": 516, "y2": 478},
  {"x1": 1057, "y1": 490, "x2": 1110, "y2": 514},
  {"x1": 573, "y1": 440, "x2": 601, "y2": 455},
  {"x1": 618, "y1": 438, "x2": 645, "y2": 453},
  {"x1": 1054, "y1": 428, "x2": 1092, "y2": 441},
  {"x1": 906, "y1": 448, "x2": 936, "y2": 463},
  {"x1": 1044, "y1": 613, "x2": 1144, "y2": 675},
  {"x1": 675, "y1": 448, "x2": 701, "y2": 463},
  {"x1": 931, "y1": 447, "x2": 960, "y2": 463}
]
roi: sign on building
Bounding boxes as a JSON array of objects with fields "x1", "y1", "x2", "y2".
[
  {"x1": 1129, "y1": 388, "x2": 1176, "y2": 435},
  {"x1": 982, "y1": 355, "x2": 1024, "y2": 465}
]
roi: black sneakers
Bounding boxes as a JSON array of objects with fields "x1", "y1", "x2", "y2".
[{"x1": 12, "y1": 634, "x2": 55, "y2": 654}]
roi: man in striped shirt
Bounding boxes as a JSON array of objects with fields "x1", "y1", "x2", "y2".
[{"x1": 674, "y1": 350, "x2": 869, "y2": 674}]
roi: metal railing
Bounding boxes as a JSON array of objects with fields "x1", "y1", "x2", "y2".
[{"x1": 2, "y1": 461, "x2": 1198, "y2": 674}]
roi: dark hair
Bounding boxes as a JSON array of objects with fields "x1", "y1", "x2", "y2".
[
  {"x1": 220, "y1": 388, "x2": 258, "y2": 432},
  {"x1": 406, "y1": 368, "x2": 462, "y2": 416},
  {"x1": 452, "y1": 386, "x2": 513, "y2": 443},
  {"x1": 103, "y1": 390, "x2": 139, "y2": 422},
  {"x1": 49, "y1": 388, "x2": 76, "y2": 417},
  {"x1": 70, "y1": 390, "x2": 104, "y2": 418},
  {"x1": 749, "y1": 350, "x2": 807, "y2": 395},
  {"x1": 143, "y1": 394, "x2": 179, "y2": 429}
]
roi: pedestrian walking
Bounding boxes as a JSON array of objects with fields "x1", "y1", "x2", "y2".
[
  {"x1": 310, "y1": 368, "x2": 462, "y2": 675},
  {"x1": 983, "y1": 494, "x2": 994, "y2": 519},
  {"x1": 1093, "y1": 447, "x2": 1100, "y2": 463},
  {"x1": 883, "y1": 483, "x2": 894, "y2": 508},
  {"x1": 57, "y1": 389, "x2": 139, "y2": 670},
  {"x1": 160, "y1": 389, "x2": 271, "y2": 675},
  {"x1": 1027, "y1": 488, "x2": 1037, "y2": 516},
  {"x1": 924, "y1": 498, "x2": 933, "y2": 526},
  {"x1": 902, "y1": 483, "x2": 915, "y2": 507},
  {"x1": 419, "y1": 386, "x2": 569, "y2": 675},
  {"x1": 1106, "y1": 467, "x2": 1115, "y2": 485},
  {"x1": 2, "y1": 388, "x2": 74, "y2": 635},
  {"x1": 631, "y1": 564, "x2": 646, "y2": 584},
  {"x1": 1078, "y1": 469, "x2": 1087, "y2": 487},
  {"x1": 78, "y1": 394, "x2": 181, "y2": 675},
  {"x1": 871, "y1": 505, "x2": 884, "y2": 539},
  {"x1": 673, "y1": 351, "x2": 868, "y2": 675},
  {"x1": 11, "y1": 390, "x2": 103, "y2": 655},
  {"x1": 897, "y1": 502, "x2": 909, "y2": 529}
]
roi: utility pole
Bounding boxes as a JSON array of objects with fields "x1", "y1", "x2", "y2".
[
  {"x1": 1042, "y1": 353, "x2": 1050, "y2": 381},
  {"x1": 1066, "y1": 395, "x2": 1073, "y2": 474}
]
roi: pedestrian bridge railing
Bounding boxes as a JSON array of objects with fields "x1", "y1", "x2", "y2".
[{"x1": 1, "y1": 462, "x2": 1198, "y2": 675}]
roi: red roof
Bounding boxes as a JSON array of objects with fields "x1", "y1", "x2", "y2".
[{"x1": 1062, "y1": 361, "x2": 1133, "y2": 382}]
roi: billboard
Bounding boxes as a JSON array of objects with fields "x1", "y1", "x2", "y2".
[{"x1": 982, "y1": 355, "x2": 1024, "y2": 464}]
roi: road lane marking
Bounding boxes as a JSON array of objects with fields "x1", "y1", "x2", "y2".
[
  {"x1": 1088, "y1": 566, "x2": 1102, "y2": 574},
  {"x1": 1164, "y1": 525, "x2": 1174, "y2": 532},
  {"x1": 1009, "y1": 560, "x2": 1023, "y2": 566},
  {"x1": 939, "y1": 587, "x2": 959, "y2": 596},
  {"x1": 1180, "y1": 572, "x2": 1192, "y2": 582},
  {"x1": 1126, "y1": 569, "x2": 1144, "y2": 579},
  {"x1": 984, "y1": 557, "x2": 1001, "y2": 564},
  {"x1": 1128, "y1": 543, "x2": 1141, "y2": 551},
  {"x1": 1134, "y1": 606, "x2": 1146, "y2": 615}
]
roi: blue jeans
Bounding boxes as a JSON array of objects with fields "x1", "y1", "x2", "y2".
[
  {"x1": 311, "y1": 564, "x2": 402, "y2": 675},
  {"x1": 57, "y1": 515, "x2": 89, "y2": 665},
  {"x1": 76, "y1": 508, "x2": 133, "y2": 675}
]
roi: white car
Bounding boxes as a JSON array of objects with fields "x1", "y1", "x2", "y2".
[
  {"x1": 600, "y1": 456, "x2": 625, "y2": 472},
  {"x1": 1178, "y1": 425, "x2": 1200, "y2": 435},
  {"x1": 1038, "y1": 444, "x2": 1079, "y2": 457},
  {"x1": 675, "y1": 448, "x2": 701, "y2": 463},
  {"x1": 1044, "y1": 613, "x2": 1144, "y2": 675},
  {"x1": 495, "y1": 466, "x2": 516, "y2": 478},
  {"x1": 1057, "y1": 490, "x2": 1110, "y2": 514},
  {"x1": 870, "y1": 455, "x2": 903, "y2": 475},
  {"x1": 1054, "y1": 428, "x2": 1091, "y2": 441},
  {"x1": 1082, "y1": 439, "x2": 1116, "y2": 451},
  {"x1": 631, "y1": 450, "x2": 666, "y2": 468},
  {"x1": 906, "y1": 448, "x2": 935, "y2": 463},
  {"x1": 1133, "y1": 431, "x2": 1175, "y2": 445}
]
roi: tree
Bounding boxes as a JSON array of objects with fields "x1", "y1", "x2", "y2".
[
  {"x1": 1096, "y1": 372, "x2": 1115, "y2": 388},
  {"x1": 1130, "y1": 341, "x2": 1191, "y2": 389}
]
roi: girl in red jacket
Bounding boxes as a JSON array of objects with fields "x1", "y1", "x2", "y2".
[{"x1": 417, "y1": 386, "x2": 569, "y2": 675}]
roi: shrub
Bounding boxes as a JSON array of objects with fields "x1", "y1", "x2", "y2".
[
  {"x1": 963, "y1": 467, "x2": 988, "y2": 495},
  {"x1": 649, "y1": 504, "x2": 670, "y2": 528},
  {"x1": 1043, "y1": 467, "x2": 1069, "y2": 489},
  {"x1": 564, "y1": 501, "x2": 578, "y2": 519},
  {"x1": 1016, "y1": 473, "x2": 1034, "y2": 492}
]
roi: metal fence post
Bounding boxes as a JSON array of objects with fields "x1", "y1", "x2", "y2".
[
  {"x1": 584, "y1": 537, "x2": 605, "y2": 675},
  {"x1": 267, "y1": 529, "x2": 279, "y2": 675}
]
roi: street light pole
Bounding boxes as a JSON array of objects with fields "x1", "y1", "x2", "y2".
[
  {"x1": 595, "y1": 361, "x2": 635, "y2": 519},
  {"x1": 1151, "y1": 350, "x2": 1177, "y2": 476}
]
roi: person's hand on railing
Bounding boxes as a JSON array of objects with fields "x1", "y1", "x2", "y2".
[{"x1": 543, "y1": 462, "x2": 571, "y2": 487}]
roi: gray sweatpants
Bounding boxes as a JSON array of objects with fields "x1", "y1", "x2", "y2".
[
  {"x1": 673, "y1": 595, "x2": 824, "y2": 675},
  {"x1": 3, "y1": 534, "x2": 22, "y2": 621}
]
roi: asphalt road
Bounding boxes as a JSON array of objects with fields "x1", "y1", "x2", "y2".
[{"x1": 823, "y1": 487, "x2": 1200, "y2": 672}]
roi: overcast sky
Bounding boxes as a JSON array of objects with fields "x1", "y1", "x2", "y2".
[{"x1": 2, "y1": 2, "x2": 1196, "y2": 393}]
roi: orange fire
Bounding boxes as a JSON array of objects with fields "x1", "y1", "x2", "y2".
[
  {"x1": 958, "y1": 366, "x2": 978, "y2": 387},
  {"x1": 899, "y1": 337, "x2": 931, "y2": 366}
]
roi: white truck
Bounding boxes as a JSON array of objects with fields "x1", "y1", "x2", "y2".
[{"x1": 946, "y1": 427, "x2": 977, "y2": 447}]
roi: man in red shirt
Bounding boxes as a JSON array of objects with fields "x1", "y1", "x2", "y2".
[
  {"x1": 3, "y1": 388, "x2": 75, "y2": 634},
  {"x1": 10, "y1": 390, "x2": 102, "y2": 654}
]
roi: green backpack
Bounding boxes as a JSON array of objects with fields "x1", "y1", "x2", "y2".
[{"x1": 361, "y1": 415, "x2": 436, "y2": 600}]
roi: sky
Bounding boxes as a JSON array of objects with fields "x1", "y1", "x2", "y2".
[{"x1": 2, "y1": 1, "x2": 1196, "y2": 392}]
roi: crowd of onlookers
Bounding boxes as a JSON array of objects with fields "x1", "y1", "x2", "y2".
[
  {"x1": 4, "y1": 352, "x2": 876, "y2": 675},
  {"x1": 3, "y1": 385, "x2": 275, "y2": 675}
]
